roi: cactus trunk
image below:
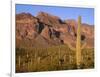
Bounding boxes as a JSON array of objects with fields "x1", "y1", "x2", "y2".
[{"x1": 76, "y1": 16, "x2": 81, "y2": 68}]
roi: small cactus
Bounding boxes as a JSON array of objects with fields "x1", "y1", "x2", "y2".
[{"x1": 18, "y1": 55, "x2": 21, "y2": 69}]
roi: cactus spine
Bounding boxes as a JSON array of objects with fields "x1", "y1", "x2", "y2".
[{"x1": 76, "y1": 16, "x2": 81, "y2": 68}]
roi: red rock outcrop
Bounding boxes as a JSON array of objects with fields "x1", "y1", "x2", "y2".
[{"x1": 16, "y1": 12, "x2": 94, "y2": 48}]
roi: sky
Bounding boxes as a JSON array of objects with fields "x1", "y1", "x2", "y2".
[{"x1": 16, "y1": 4, "x2": 94, "y2": 25}]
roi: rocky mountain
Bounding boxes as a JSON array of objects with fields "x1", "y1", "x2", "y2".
[{"x1": 16, "y1": 12, "x2": 94, "y2": 48}]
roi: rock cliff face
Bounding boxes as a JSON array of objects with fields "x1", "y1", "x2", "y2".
[{"x1": 16, "y1": 12, "x2": 94, "y2": 48}]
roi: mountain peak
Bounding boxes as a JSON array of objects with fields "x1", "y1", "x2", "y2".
[
  {"x1": 16, "y1": 12, "x2": 34, "y2": 20},
  {"x1": 37, "y1": 11, "x2": 60, "y2": 19},
  {"x1": 36, "y1": 11, "x2": 64, "y2": 27}
]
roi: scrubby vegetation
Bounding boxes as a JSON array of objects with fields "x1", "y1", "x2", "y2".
[{"x1": 16, "y1": 45, "x2": 94, "y2": 73}]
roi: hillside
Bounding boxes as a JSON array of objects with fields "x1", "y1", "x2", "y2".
[{"x1": 16, "y1": 12, "x2": 94, "y2": 48}]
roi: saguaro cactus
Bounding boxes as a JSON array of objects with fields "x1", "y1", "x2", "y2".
[
  {"x1": 76, "y1": 16, "x2": 81, "y2": 68},
  {"x1": 68, "y1": 16, "x2": 86, "y2": 69}
]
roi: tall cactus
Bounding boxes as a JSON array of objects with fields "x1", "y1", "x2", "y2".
[
  {"x1": 68, "y1": 16, "x2": 86, "y2": 68},
  {"x1": 76, "y1": 16, "x2": 81, "y2": 68}
]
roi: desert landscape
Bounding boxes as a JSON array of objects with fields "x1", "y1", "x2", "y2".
[{"x1": 15, "y1": 10, "x2": 94, "y2": 73}]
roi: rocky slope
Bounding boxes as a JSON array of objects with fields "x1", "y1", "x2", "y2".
[{"x1": 16, "y1": 12, "x2": 94, "y2": 48}]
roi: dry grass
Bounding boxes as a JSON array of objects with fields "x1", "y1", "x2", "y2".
[{"x1": 16, "y1": 45, "x2": 94, "y2": 73}]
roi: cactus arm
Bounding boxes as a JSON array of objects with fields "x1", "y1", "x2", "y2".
[
  {"x1": 81, "y1": 42, "x2": 86, "y2": 50},
  {"x1": 68, "y1": 43, "x2": 76, "y2": 51}
]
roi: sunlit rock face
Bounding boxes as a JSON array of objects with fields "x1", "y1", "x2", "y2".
[{"x1": 16, "y1": 12, "x2": 94, "y2": 48}]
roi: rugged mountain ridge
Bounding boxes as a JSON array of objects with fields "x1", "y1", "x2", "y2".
[{"x1": 16, "y1": 12, "x2": 94, "y2": 48}]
